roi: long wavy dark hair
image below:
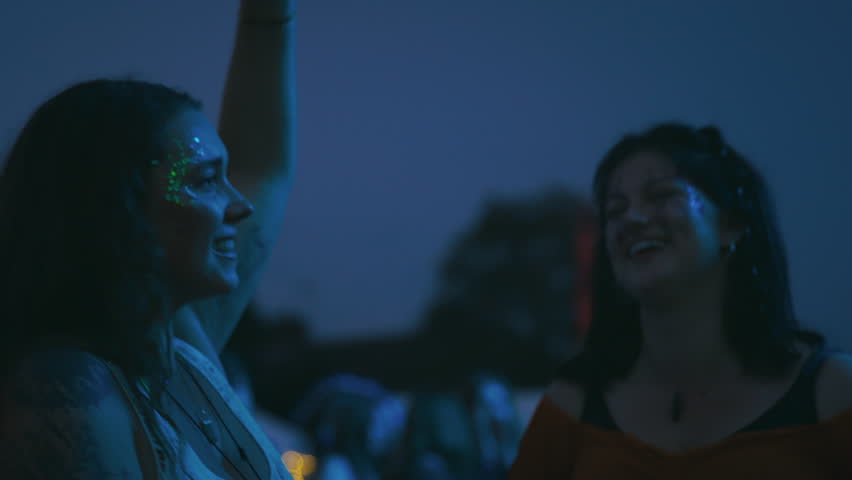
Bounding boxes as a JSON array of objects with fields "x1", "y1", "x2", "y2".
[
  {"x1": 558, "y1": 122, "x2": 823, "y2": 389},
  {"x1": 0, "y1": 79, "x2": 202, "y2": 380}
]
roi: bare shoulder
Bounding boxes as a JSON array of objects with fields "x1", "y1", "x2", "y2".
[
  {"x1": 815, "y1": 351, "x2": 852, "y2": 421},
  {"x1": 544, "y1": 379, "x2": 586, "y2": 420},
  {"x1": 0, "y1": 348, "x2": 145, "y2": 479}
]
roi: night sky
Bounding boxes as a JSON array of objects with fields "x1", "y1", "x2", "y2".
[{"x1": 2, "y1": 1, "x2": 851, "y2": 344}]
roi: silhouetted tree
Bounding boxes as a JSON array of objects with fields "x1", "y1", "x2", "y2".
[
  {"x1": 240, "y1": 186, "x2": 596, "y2": 412},
  {"x1": 421, "y1": 186, "x2": 594, "y2": 385}
]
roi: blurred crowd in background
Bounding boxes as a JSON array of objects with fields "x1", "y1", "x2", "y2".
[
  {"x1": 217, "y1": 186, "x2": 594, "y2": 479},
  {"x1": 224, "y1": 356, "x2": 524, "y2": 480}
]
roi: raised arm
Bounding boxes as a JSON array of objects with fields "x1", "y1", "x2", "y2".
[{"x1": 179, "y1": 0, "x2": 295, "y2": 361}]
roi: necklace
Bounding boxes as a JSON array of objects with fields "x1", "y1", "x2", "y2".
[
  {"x1": 669, "y1": 385, "x2": 719, "y2": 423},
  {"x1": 646, "y1": 359, "x2": 732, "y2": 424},
  {"x1": 162, "y1": 360, "x2": 263, "y2": 480}
]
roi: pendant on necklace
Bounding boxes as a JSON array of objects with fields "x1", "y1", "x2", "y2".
[{"x1": 199, "y1": 409, "x2": 222, "y2": 447}]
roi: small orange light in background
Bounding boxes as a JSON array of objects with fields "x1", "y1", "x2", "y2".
[
  {"x1": 282, "y1": 451, "x2": 317, "y2": 478},
  {"x1": 302, "y1": 454, "x2": 317, "y2": 475}
]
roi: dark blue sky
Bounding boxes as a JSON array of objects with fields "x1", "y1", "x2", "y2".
[{"x1": 2, "y1": 1, "x2": 851, "y2": 343}]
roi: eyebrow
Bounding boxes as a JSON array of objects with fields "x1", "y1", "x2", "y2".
[{"x1": 605, "y1": 175, "x2": 677, "y2": 201}]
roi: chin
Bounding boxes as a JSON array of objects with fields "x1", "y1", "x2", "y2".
[
  {"x1": 620, "y1": 271, "x2": 680, "y2": 301},
  {"x1": 197, "y1": 271, "x2": 240, "y2": 298},
  {"x1": 216, "y1": 273, "x2": 240, "y2": 293}
]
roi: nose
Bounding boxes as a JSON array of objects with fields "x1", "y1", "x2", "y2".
[
  {"x1": 616, "y1": 200, "x2": 652, "y2": 225},
  {"x1": 624, "y1": 207, "x2": 650, "y2": 224},
  {"x1": 613, "y1": 205, "x2": 652, "y2": 244},
  {"x1": 224, "y1": 188, "x2": 254, "y2": 224}
]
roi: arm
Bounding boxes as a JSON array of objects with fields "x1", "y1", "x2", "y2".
[
  {"x1": 180, "y1": 0, "x2": 295, "y2": 360},
  {"x1": 0, "y1": 350, "x2": 147, "y2": 479}
]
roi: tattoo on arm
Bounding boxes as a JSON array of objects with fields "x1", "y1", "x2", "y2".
[{"x1": 0, "y1": 351, "x2": 139, "y2": 479}]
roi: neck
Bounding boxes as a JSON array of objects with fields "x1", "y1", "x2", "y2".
[
  {"x1": 633, "y1": 275, "x2": 741, "y2": 390},
  {"x1": 141, "y1": 308, "x2": 177, "y2": 382}
]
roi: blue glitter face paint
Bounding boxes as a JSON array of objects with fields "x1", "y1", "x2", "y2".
[{"x1": 685, "y1": 184, "x2": 706, "y2": 217}]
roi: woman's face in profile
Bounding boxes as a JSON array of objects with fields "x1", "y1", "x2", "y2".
[
  {"x1": 148, "y1": 108, "x2": 253, "y2": 304},
  {"x1": 603, "y1": 151, "x2": 735, "y2": 301}
]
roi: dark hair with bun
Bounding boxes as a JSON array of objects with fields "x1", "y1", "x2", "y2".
[{"x1": 558, "y1": 122, "x2": 822, "y2": 388}]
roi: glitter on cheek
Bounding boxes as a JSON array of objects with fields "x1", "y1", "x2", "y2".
[
  {"x1": 161, "y1": 138, "x2": 201, "y2": 206},
  {"x1": 187, "y1": 136, "x2": 209, "y2": 158},
  {"x1": 165, "y1": 155, "x2": 193, "y2": 205},
  {"x1": 686, "y1": 186, "x2": 705, "y2": 216},
  {"x1": 157, "y1": 133, "x2": 219, "y2": 206}
]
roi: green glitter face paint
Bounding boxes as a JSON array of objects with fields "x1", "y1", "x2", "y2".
[
  {"x1": 157, "y1": 135, "x2": 212, "y2": 206},
  {"x1": 165, "y1": 155, "x2": 192, "y2": 205}
]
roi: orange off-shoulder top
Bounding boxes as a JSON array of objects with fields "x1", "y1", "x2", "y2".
[{"x1": 509, "y1": 395, "x2": 852, "y2": 479}]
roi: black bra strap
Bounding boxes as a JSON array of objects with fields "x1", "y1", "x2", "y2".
[{"x1": 739, "y1": 346, "x2": 835, "y2": 432}]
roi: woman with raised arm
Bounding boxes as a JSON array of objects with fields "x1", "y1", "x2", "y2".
[
  {"x1": 509, "y1": 123, "x2": 852, "y2": 479},
  {"x1": 0, "y1": 0, "x2": 295, "y2": 478}
]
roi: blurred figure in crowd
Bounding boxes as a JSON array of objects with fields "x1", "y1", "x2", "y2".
[
  {"x1": 464, "y1": 372, "x2": 523, "y2": 478},
  {"x1": 293, "y1": 374, "x2": 406, "y2": 480},
  {"x1": 385, "y1": 392, "x2": 479, "y2": 480}
]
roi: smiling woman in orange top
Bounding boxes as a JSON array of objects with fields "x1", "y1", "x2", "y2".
[{"x1": 509, "y1": 123, "x2": 852, "y2": 479}]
